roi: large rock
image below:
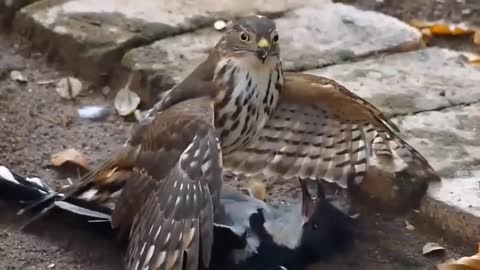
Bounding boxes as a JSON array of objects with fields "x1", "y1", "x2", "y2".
[
  {"x1": 309, "y1": 48, "x2": 480, "y2": 115},
  {"x1": 393, "y1": 104, "x2": 480, "y2": 241},
  {"x1": 121, "y1": 3, "x2": 421, "y2": 102},
  {"x1": 12, "y1": 0, "x2": 321, "y2": 84}
]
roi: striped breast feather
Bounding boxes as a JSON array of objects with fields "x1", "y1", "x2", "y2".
[{"x1": 222, "y1": 72, "x2": 440, "y2": 189}]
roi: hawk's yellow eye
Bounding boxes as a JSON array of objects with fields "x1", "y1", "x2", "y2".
[{"x1": 240, "y1": 32, "x2": 250, "y2": 42}]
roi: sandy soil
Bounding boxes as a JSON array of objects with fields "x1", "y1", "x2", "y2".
[{"x1": 0, "y1": 1, "x2": 477, "y2": 267}]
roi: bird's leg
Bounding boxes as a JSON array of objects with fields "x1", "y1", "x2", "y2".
[{"x1": 249, "y1": 208, "x2": 275, "y2": 244}]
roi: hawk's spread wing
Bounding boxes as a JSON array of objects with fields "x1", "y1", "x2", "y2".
[
  {"x1": 111, "y1": 97, "x2": 223, "y2": 270},
  {"x1": 223, "y1": 72, "x2": 439, "y2": 189}
]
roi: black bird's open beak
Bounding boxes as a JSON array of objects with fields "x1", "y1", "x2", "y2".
[
  {"x1": 299, "y1": 178, "x2": 325, "y2": 224},
  {"x1": 256, "y1": 38, "x2": 271, "y2": 63}
]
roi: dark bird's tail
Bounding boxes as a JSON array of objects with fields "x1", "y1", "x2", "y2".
[{"x1": 0, "y1": 165, "x2": 112, "y2": 229}]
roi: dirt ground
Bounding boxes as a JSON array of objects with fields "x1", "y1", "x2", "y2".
[{"x1": 0, "y1": 0, "x2": 478, "y2": 269}]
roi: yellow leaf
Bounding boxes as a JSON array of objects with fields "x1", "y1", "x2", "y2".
[
  {"x1": 409, "y1": 19, "x2": 476, "y2": 37},
  {"x1": 470, "y1": 59, "x2": 480, "y2": 66}
]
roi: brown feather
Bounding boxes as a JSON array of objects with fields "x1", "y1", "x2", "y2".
[
  {"x1": 109, "y1": 97, "x2": 223, "y2": 270},
  {"x1": 223, "y1": 73, "x2": 439, "y2": 191}
]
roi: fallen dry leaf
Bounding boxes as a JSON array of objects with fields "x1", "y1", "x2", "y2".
[
  {"x1": 470, "y1": 59, "x2": 480, "y2": 66},
  {"x1": 114, "y1": 73, "x2": 140, "y2": 116},
  {"x1": 474, "y1": 31, "x2": 480, "y2": 45},
  {"x1": 410, "y1": 19, "x2": 475, "y2": 36},
  {"x1": 56, "y1": 77, "x2": 83, "y2": 100},
  {"x1": 50, "y1": 148, "x2": 89, "y2": 170},
  {"x1": 114, "y1": 86, "x2": 141, "y2": 116},
  {"x1": 9, "y1": 70, "x2": 27, "y2": 83},
  {"x1": 437, "y1": 244, "x2": 480, "y2": 270},
  {"x1": 423, "y1": 242, "x2": 446, "y2": 256}
]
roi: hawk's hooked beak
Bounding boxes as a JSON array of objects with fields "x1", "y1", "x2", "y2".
[{"x1": 256, "y1": 38, "x2": 271, "y2": 63}]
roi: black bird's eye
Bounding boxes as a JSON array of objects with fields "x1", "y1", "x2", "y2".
[
  {"x1": 272, "y1": 32, "x2": 279, "y2": 43},
  {"x1": 240, "y1": 32, "x2": 250, "y2": 42},
  {"x1": 311, "y1": 223, "x2": 318, "y2": 230}
]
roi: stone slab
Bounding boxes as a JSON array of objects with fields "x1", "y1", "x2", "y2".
[
  {"x1": 392, "y1": 104, "x2": 480, "y2": 241},
  {"x1": 309, "y1": 48, "x2": 480, "y2": 115},
  {"x1": 121, "y1": 3, "x2": 421, "y2": 99},
  {"x1": 421, "y1": 175, "x2": 480, "y2": 242},
  {"x1": 12, "y1": 0, "x2": 322, "y2": 83},
  {"x1": 394, "y1": 103, "x2": 480, "y2": 177}
]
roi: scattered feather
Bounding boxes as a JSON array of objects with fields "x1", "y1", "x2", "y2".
[
  {"x1": 134, "y1": 109, "x2": 150, "y2": 122},
  {"x1": 214, "y1": 20, "x2": 228, "y2": 31},
  {"x1": 0, "y1": 166, "x2": 18, "y2": 184},
  {"x1": 405, "y1": 220, "x2": 415, "y2": 231},
  {"x1": 9, "y1": 70, "x2": 27, "y2": 82},
  {"x1": 36, "y1": 79, "x2": 58, "y2": 85},
  {"x1": 56, "y1": 77, "x2": 83, "y2": 100},
  {"x1": 50, "y1": 148, "x2": 89, "y2": 170},
  {"x1": 77, "y1": 105, "x2": 109, "y2": 121}
]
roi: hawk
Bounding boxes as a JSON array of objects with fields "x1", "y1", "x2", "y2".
[{"x1": 17, "y1": 15, "x2": 439, "y2": 270}]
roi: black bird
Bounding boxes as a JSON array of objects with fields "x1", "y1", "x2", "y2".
[{"x1": 0, "y1": 166, "x2": 357, "y2": 270}]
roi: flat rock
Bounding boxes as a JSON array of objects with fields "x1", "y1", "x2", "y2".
[
  {"x1": 12, "y1": 0, "x2": 320, "y2": 83},
  {"x1": 309, "y1": 48, "x2": 480, "y2": 115},
  {"x1": 392, "y1": 104, "x2": 480, "y2": 241},
  {"x1": 122, "y1": 3, "x2": 421, "y2": 98},
  {"x1": 394, "y1": 103, "x2": 480, "y2": 177},
  {"x1": 421, "y1": 175, "x2": 480, "y2": 242}
]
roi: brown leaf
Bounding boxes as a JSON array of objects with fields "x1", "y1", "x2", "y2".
[
  {"x1": 437, "y1": 244, "x2": 480, "y2": 270},
  {"x1": 470, "y1": 59, "x2": 480, "y2": 66},
  {"x1": 56, "y1": 77, "x2": 83, "y2": 100},
  {"x1": 474, "y1": 31, "x2": 480, "y2": 45},
  {"x1": 423, "y1": 242, "x2": 446, "y2": 256},
  {"x1": 50, "y1": 148, "x2": 89, "y2": 170}
]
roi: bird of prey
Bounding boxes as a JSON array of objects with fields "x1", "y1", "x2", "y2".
[
  {"x1": 0, "y1": 166, "x2": 356, "y2": 270},
  {"x1": 14, "y1": 15, "x2": 438, "y2": 270}
]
